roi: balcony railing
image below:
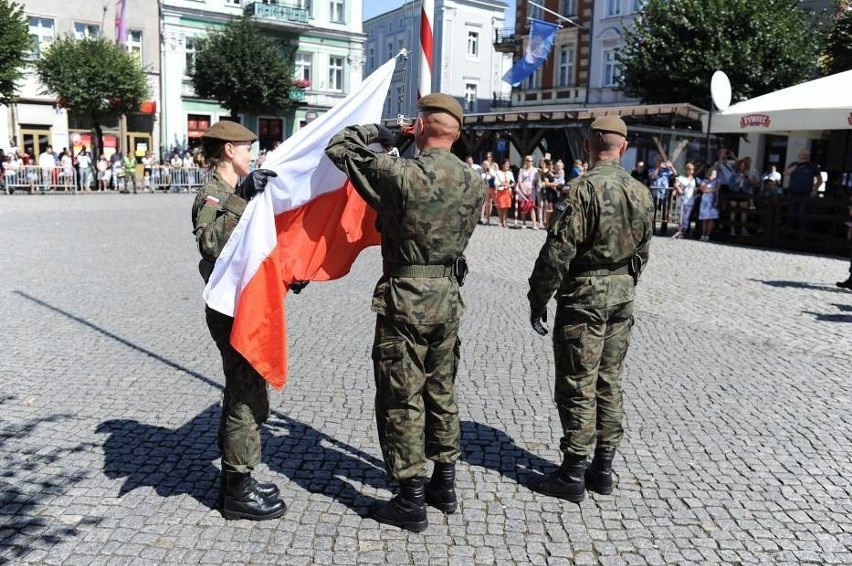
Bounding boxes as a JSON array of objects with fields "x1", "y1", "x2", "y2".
[
  {"x1": 289, "y1": 89, "x2": 305, "y2": 102},
  {"x1": 491, "y1": 93, "x2": 512, "y2": 109},
  {"x1": 493, "y1": 29, "x2": 518, "y2": 52},
  {"x1": 244, "y1": 1, "x2": 310, "y2": 25}
]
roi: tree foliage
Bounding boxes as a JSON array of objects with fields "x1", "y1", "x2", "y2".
[
  {"x1": 191, "y1": 17, "x2": 296, "y2": 119},
  {"x1": 819, "y1": 2, "x2": 852, "y2": 75},
  {"x1": 617, "y1": 0, "x2": 823, "y2": 108},
  {"x1": 35, "y1": 37, "x2": 149, "y2": 154},
  {"x1": 0, "y1": 0, "x2": 30, "y2": 105}
]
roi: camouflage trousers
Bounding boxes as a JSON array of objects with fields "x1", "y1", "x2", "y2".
[
  {"x1": 372, "y1": 314, "x2": 461, "y2": 481},
  {"x1": 553, "y1": 300, "x2": 634, "y2": 458},
  {"x1": 206, "y1": 306, "x2": 270, "y2": 474}
]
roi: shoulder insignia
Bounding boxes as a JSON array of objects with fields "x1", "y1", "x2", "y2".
[{"x1": 204, "y1": 194, "x2": 220, "y2": 206}]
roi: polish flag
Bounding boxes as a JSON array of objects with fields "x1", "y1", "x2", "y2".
[{"x1": 203, "y1": 57, "x2": 397, "y2": 390}]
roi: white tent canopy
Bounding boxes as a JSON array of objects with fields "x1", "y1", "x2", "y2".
[{"x1": 709, "y1": 70, "x2": 852, "y2": 133}]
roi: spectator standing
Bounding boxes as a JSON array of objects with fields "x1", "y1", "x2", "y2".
[
  {"x1": 698, "y1": 169, "x2": 720, "y2": 241},
  {"x1": 672, "y1": 163, "x2": 697, "y2": 239},
  {"x1": 124, "y1": 152, "x2": 138, "y2": 194},
  {"x1": 649, "y1": 155, "x2": 676, "y2": 236},
  {"x1": 96, "y1": 155, "x2": 110, "y2": 191},
  {"x1": 494, "y1": 160, "x2": 514, "y2": 228},
  {"x1": 77, "y1": 147, "x2": 92, "y2": 191},
  {"x1": 761, "y1": 164, "x2": 782, "y2": 196},
  {"x1": 727, "y1": 160, "x2": 752, "y2": 236},
  {"x1": 541, "y1": 160, "x2": 563, "y2": 227},
  {"x1": 141, "y1": 150, "x2": 154, "y2": 192},
  {"x1": 784, "y1": 149, "x2": 822, "y2": 197},
  {"x1": 479, "y1": 162, "x2": 497, "y2": 225},
  {"x1": 38, "y1": 145, "x2": 56, "y2": 192},
  {"x1": 630, "y1": 161, "x2": 651, "y2": 191},
  {"x1": 713, "y1": 148, "x2": 737, "y2": 191},
  {"x1": 515, "y1": 155, "x2": 540, "y2": 229}
]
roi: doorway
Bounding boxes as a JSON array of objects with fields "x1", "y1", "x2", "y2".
[{"x1": 19, "y1": 127, "x2": 51, "y2": 158}]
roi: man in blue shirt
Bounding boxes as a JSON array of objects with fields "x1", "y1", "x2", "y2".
[
  {"x1": 784, "y1": 149, "x2": 822, "y2": 197},
  {"x1": 650, "y1": 155, "x2": 676, "y2": 236}
]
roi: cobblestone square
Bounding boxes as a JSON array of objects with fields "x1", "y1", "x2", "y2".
[{"x1": 1, "y1": 194, "x2": 850, "y2": 564}]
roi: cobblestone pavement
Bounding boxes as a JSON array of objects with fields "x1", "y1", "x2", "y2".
[{"x1": 1, "y1": 194, "x2": 850, "y2": 565}]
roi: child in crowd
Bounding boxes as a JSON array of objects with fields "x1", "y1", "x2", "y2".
[{"x1": 698, "y1": 169, "x2": 720, "y2": 241}]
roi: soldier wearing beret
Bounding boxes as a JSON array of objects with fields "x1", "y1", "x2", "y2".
[
  {"x1": 191, "y1": 120, "x2": 288, "y2": 521},
  {"x1": 527, "y1": 116, "x2": 653, "y2": 502},
  {"x1": 325, "y1": 94, "x2": 485, "y2": 532}
]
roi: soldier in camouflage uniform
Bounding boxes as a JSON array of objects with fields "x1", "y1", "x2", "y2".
[
  {"x1": 326, "y1": 93, "x2": 484, "y2": 532},
  {"x1": 527, "y1": 116, "x2": 653, "y2": 502},
  {"x1": 191, "y1": 120, "x2": 289, "y2": 521}
]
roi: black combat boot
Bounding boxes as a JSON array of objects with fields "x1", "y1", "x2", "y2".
[
  {"x1": 425, "y1": 462, "x2": 457, "y2": 514},
  {"x1": 218, "y1": 473, "x2": 280, "y2": 508},
  {"x1": 221, "y1": 472, "x2": 287, "y2": 521},
  {"x1": 584, "y1": 448, "x2": 615, "y2": 495},
  {"x1": 528, "y1": 455, "x2": 587, "y2": 503},
  {"x1": 368, "y1": 477, "x2": 428, "y2": 532}
]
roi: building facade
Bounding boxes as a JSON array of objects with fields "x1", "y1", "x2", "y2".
[
  {"x1": 0, "y1": 0, "x2": 160, "y2": 159},
  {"x1": 160, "y1": 0, "x2": 365, "y2": 153},
  {"x1": 363, "y1": 0, "x2": 512, "y2": 120}
]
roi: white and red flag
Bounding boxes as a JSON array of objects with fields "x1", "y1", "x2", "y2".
[{"x1": 203, "y1": 57, "x2": 397, "y2": 390}]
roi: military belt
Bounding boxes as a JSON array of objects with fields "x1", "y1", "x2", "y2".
[
  {"x1": 383, "y1": 263, "x2": 454, "y2": 278},
  {"x1": 568, "y1": 262, "x2": 630, "y2": 278}
]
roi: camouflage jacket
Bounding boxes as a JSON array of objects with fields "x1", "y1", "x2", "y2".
[
  {"x1": 191, "y1": 171, "x2": 247, "y2": 281},
  {"x1": 528, "y1": 158, "x2": 653, "y2": 314},
  {"x1": 326, "y1": 124, "x2": 485, "y2": 324}
]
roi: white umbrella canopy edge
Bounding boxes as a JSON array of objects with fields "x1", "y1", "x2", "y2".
[{"x1": 707, "y1": 70, "x2": 852, "y2": 133}]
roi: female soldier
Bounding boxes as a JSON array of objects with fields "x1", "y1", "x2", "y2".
[{"x1": 191, "y1": 121, "x2": 285, "y2": 521}]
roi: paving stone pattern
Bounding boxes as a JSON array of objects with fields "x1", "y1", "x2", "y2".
[{"x1": 1, "y1": 194, "x2": 850, "y2": 565}]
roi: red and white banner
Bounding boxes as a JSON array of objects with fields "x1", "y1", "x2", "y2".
[{"x1": 203, "y1": 57, "x2": 397, "y2": 390}]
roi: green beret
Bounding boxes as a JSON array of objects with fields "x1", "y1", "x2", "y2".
[
  {"x1": 201, "y1": 120, "x2": 257, "y2": 143},
  {"x1": 417, "y1": 93, "x2": 464, "y2": 125},
  {"x1": 589, "y1": 116, "x2": 627, "y2": 137}
]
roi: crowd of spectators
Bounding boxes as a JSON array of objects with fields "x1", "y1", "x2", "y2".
[
  {"x1": 471, "y1": 151, "x2": 588, "y2": 230},
  {"x1": 1, "y1": 142, "x2": 206, "y2": 194},
  {"x1": 464, "y1": 145, "x2": 827, "y2": 243}
]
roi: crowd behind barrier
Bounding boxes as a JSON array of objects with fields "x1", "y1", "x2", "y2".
[{"x1": 2, "y1": 165, "x2": 210, "y2": 195}]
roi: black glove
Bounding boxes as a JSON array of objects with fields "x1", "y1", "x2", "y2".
[
  {"x1": 236, "y1": 169, "x2": 277, "y2": 201},
  {"x1": 290, "y1": 281, "x2": 309, "y2": 294},
  {"x1": 375, "y1": 125, "x2": 396, "y2": 151},
  {"x1": 531, "y1": 308, "x2": 548, "y2": 336}
]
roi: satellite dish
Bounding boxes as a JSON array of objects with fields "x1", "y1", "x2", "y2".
[{"x1": 710, "y1": 71, "x2": 732, "y2": 112}]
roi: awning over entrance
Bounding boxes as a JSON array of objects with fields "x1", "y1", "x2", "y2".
[{"x1": 709, "y1": 70, "x2": 852, "y2": 133}]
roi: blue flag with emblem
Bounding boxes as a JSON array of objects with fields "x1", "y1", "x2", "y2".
[{"x1": 502, "y1": 19, "x2": 559, "y2": 86}]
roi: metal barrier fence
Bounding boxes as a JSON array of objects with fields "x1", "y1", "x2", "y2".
[
  {"x1": 2, "y1": 165, "x2": 211, "y2": 194},
  {"x1": 3, "y1": 166, "x2": 77, "y2": 194},
  {"x1": 145, "y1": 166, "x2": 210, "y2": 192}
]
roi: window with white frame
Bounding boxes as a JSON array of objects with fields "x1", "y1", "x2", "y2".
[
  {"x1": 127, "y1": 30, "x2": 142, "y2": 61},
  {"x1": 368, "y1": 47, "x2": 375, "y2": 69},
  {"x1": 603, "y1": 49, "x2": 618, "y2": 86},
  {"x1": 73, "y1": 22, "x2": 100, "y2": 39},
  {"x1": 329, "y1": 55, "x2": 344, "y2": 91},
  {"x1": 467, "y1": 30, "x2": 479, "y2": 57},
  {"x1": 631, "y1": 0, "x2": 644, "y2": 12},
  {"x1": 558, "y1": 44, "x2": 574, "y2": 86},
  {"x1": 464, "y1": 84, "x2": 477, "y2": 111},
  {"x1": 526, "y1": 68, "x2": 539, "y2": 90},
  {"x1": 387, "y1": 42, "x2": 393, "y2": 59},
  {"x1": 330, "y1": 0, "x2": 345, "y2": 23},
  {"x1": 295, "y1": 52, "x2": 312, "y2": 84},
  {"x1": 607, "y1": 0, "x2": 621, "y2": 17},
  {"x1": 184, "y1": 37, "x2": 196, "y2": 76},
  {"x1": 560, "y1": 0, "x2": 576, "y2": 15},
  {"x1": 28, "y1": 17, "x2": 54, "y2": 58}
]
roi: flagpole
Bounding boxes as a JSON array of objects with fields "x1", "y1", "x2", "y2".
[
  {"x1": 419, "y1": 0, "x2": 434, "y2": 99},
  {"x1": 527, "y1": 0, "x2": 583, "y2": 28}
]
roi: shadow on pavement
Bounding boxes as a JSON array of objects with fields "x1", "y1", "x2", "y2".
[
  {"x1": 97, "y1": 405, "x2": 222, "y2": 508},
  {"x1": 460, "y1": 420, "x2": 556, "y2": 483},
  {"x1": 749, "y1": 279, "x2": 850, "y2": 293},
  {"x1": 262, "y1": 415, "x2": 387, "y2": 515},
  {"x1": 0, "y1": 400, "x2": 100, "y2": 562},
  {"x1": 802, "y1": 310, "x2": 852, "y2": 323}
]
